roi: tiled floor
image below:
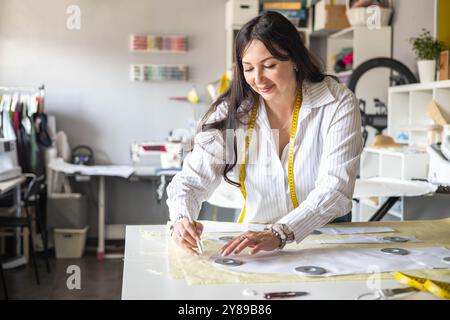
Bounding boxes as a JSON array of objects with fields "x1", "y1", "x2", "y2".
[{"x1": 1, "y1": 252, "x2": 123, "y2": 300}]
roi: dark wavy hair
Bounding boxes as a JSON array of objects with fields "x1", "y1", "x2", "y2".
[{"x1": 200, "y1": 11, "x2": 326, "y2": 187}]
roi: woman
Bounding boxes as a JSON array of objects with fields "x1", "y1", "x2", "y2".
[{"x1": 167, "y1": 12, "x2": 362, "y2": 256}]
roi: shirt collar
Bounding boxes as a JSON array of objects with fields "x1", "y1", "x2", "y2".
[
  {"x1": 243, "y1": 78, "x2": 336, "y2": 129},
  {"x1": 301, "y1": 79, "x2": 336, "y2": 109}
]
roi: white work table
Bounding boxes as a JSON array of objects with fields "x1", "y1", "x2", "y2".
[
  {"x1": 48, "y1": 158, "x2": 179, "y2": 261},
  {"x1": 121, "y1": 225, "x2": 438, "y2": 300}
]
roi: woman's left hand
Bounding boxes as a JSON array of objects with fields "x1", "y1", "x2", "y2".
[{"x1": 219, "y1": 231, "x2": 280, "y2": 256}]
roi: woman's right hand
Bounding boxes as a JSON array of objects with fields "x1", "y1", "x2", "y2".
[{"x1": 171, "y1": 217, "x2": 203, "y2": 256}]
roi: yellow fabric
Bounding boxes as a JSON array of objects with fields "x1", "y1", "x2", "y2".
[
  {"x1": 218, "y1": 72, "x2": 230, "y2": 96},
  {"x1": 187, "y1": 87, "x2": 199, "y2": 104},
  {"x1": 438, "y1": 0, "x2": 450, "y2": 48},
  {"x1": 164, "y1": 219, "x2": 450, "y2": 285}
]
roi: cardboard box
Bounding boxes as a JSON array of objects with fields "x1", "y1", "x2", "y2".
[
  {"x1": 439, "y1": 50, "x2": 449, "y2": 81},
  {"x1": 314, "y1": 1, "x2": 350, "y2": 31}
]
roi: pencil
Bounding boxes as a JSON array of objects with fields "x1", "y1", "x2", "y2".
[{"x1": 189, "y1": 218, "x2": 203, "y2": 255}]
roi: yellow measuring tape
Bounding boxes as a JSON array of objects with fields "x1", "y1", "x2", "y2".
[
  {"x1": 395, "y1": 272, "x2": 450, "y2": 300},
  {"x1": 237, "y1": 89, "x2": 303, "y2": 223}
]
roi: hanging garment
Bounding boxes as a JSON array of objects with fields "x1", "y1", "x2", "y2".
[{"x1": 33, "y1": 112, "x2": 52, "y2": 147}]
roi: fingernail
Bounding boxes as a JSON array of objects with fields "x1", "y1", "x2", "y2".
[{"x1": 221, "y1": 251, "x2": 227, "y2": 257}]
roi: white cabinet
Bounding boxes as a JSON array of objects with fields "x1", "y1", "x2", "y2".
[
  {"x1": 358, "y1": 80, "x2": 450, "y2": 222},
  {"x1": 359, "y1": 147, "x2": 429, "y2": 220},
  {"x1": 361, "y1": 148, "x2": 429, "y2": 181},
  {"x1": 388, "y1": 80, "x2": 450, "y2": 147}
]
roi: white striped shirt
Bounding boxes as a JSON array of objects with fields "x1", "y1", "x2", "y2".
[{"x1": 166, "y1": 77, "x2": 363, "y2": 243}]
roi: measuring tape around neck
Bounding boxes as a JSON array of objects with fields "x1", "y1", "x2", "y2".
[{"x1": 237, "y1": 89, "x2": 303, "y2": 223}]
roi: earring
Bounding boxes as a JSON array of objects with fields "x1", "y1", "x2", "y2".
[{"x1": 294, "y1": 66, "x2": 298, "y2": 72}]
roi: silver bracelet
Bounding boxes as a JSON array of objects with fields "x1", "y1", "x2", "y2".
[
  {"x1": 270, "y1": 224, "x2": 295, "y2": 249},
  {"x1": 270, "y1": 227, "x2": 285, "y2": 249},
  {"x1": 169, "y1": 215, "x2": 186, "y2": 236}
]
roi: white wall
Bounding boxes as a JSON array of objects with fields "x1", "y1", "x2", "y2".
[
  {"x1": 0, "y1": 0, "x2": 226, "y2": 165},
  {"x1": 0, "y1": 0, "x2": 227, "y2": 229},
  {"x1": 392, "y1": 0, "x2": 435, "y2": 76}
]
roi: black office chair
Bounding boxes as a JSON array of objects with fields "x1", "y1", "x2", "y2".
[
  {"x1": 0, "y1": 256, "x2": 8, "y2": 300},
  {"x1": 0, "y1": 174, "x2": 50, "y2": 287},
  {"x1": 22, "y1": 175, "x2": 51, "y2": 273},
  {"x1": 0, "y1": 205, "x2": 40, "y2": 285}
]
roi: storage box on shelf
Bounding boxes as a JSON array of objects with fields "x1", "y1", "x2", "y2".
[
  {"x1": 345, "y1": 0, "x2": 392, "y2": 28},
  {"x1": 54, "y1": 227, "x2": 89, "y2": 259},
  {"x1": 225, "y1": 0, "x2": 259, "y2": 69},
  {"x1": 226, "y1": 0, "x2": 258, "y2": 29},
  {"x1": 313, "y1": 0, "x2": 349, "y2": 34}
]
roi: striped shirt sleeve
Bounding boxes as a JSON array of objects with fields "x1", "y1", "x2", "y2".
[
  {"x1": 277, "y1": 91, "x2": 363, "y2": 243},
  {"x1": 166, "y1": 105, "x2": 228, "y2": 222}
]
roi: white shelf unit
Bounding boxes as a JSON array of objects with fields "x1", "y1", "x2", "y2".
[
  {"x1": 328, "y1": 27, "x2": 391, "y2": 135},
  {"x1": 326, "y1": 26, "x2": 392, "y2": 146},
  {"x1": 359, "y1": 147, "x2": 430, "y2": 221},
  {"x1": 358, "y1": 80, "x2": 450, "y2": 222},
  {"x1": 326, "y1": 27, "x2": 391, "y2": 75},
  {"x1": 361, "y1": 147, "x2": 429, "y2": 180},
  {"x1": 388, "y1": 80, "x2": 450, "y2": 147}
]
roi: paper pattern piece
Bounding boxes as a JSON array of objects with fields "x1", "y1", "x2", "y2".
[
  {"x1": 162, "y1": 219, "x2": 450, "y2": 285},
  {"x1": 209, "y1": 247, "x2": 450, "y2": 277},
  {"x1": 303, "y1": 235, "x2": 419, "y2": 244},
  {"x1": 202, "y1": 221, "x2": 267, "y2": 234},
  {"x1": 313, "y1": 226, "x2": 395, "y2": 235},
  {"x1": 49, "y1": 158, "x2": 135, "y2": 178}
]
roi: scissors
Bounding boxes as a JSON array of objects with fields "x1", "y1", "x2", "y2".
[
  {"x1": 357, "y1": 287, "x2": 419, "y2": 300},
  {"x1": 264, "y1": 291, "x2": 309, "y2": 299}
]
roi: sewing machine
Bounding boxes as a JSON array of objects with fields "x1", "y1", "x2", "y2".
[
  {"x1": 0, "y1": 138, "x2": 22, "y2": 181},
  {"x1": 131, "y1": 141, "x2": 183, "y2": 175}
]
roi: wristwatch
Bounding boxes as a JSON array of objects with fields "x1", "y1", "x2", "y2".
[{"x1": 270, "y1": 224, "x2": 295, "y2": 249}]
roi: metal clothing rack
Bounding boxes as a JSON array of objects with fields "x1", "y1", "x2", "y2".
[
  {"x1": 0, "y1": 84, "x2": 44, "y2": 92},
  {"x1": 0, "y1": 84, "x2": 45, "y2": 112}
]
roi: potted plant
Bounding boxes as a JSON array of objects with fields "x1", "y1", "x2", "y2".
[{"x1": 409, "y1": 29, "x2": 447, "y2": 83}]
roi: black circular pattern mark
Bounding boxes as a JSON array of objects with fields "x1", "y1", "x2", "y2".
[
  {"x1": 382, "y1": 236, "x2": 410, "y2": 243},
  {"x1": 214, "y1": 258, "x2": 243, "y2": 267},
  {"x1": 218, "y1": 236, "x2": 236, "y2": 242},
  {"x1": 294, "y1": 266, "x2": 327, "y2": 275},
  {"x1": 381, "y1": 248, "x2": 410, "y2": 256}
]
